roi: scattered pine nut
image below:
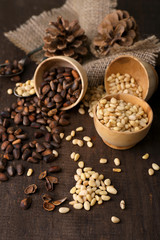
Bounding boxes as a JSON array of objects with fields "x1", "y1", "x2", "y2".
[
  {"x1": 120, "y1": 200, "x2": 125, "y2": 210},
  {"x1": 83, "y1": 136, "x2": 91, "y2": 142},
  {"x1": 87, "y1": 141, "x2": 93, "y2": 148},
  {"x1": 73, "y1": 203, "x2": 83, "y2": 209},
  {"x1": 152, "y1": 163, "x2": 160, "y2": 171},
  {"x1": 78, "y1": 161, "x2": 84, "y2": 168},
  {"x1": 60, "y1": 133, "x2": 64, "y2": 139},
  {"x1": 76, "y1": 126, "x2": 83, "y2": 132},
  {"x1": 52, "y1": 150, "x2": 58, "y2": 157},
  {"x1": 72, "y1": 139, "x2": 78, "y2": 145},
  {"x1": 113, "y1": 168, "x2": 122, "y2": 173},
  {"x1": 66, "y1": 135, "x2": 72, "y2": 141},
  {"x1": 100, "y1": 158, "x2": 107, "y2": 164},
  {"x1": 111, "y1": 216, "x2": 120, "y2": 224},
  {"x1": 148, "y1": 168, "x2": 154, "y2": 176},
  {"x1": 71, "y1": 130, "x2": 75, "y2": 137},
  {"x1": 142, "y1": 153, "x2": 149, "y2": 159},
  {"x1": 77, "y1": 140, "x2": 84, "y2": 147},
  {"x1": 107, "y1": 186, "x2": 117, "y2": 194},
  {"x1": 101, "y1": 195, "x2": 111, "y2": 201},
  {"x1": 46, "y1": 126, "x2": 51, "y2": 132},
  {"x1": 70, "y1": 152, "x2": 76, "y2": 160},
  {"x1": 59, "y1": 207, "x2": 70, "y2": 214},
  {"x1": 27, "y1": 168, "x2": 33, "y2": 177},
  {"x1": 114, "y1": 158, "x2": 120, "y2": 166},
  {"x1": 78, "y1": 108, "x2": 85, "y2": 115},
  {"x1": 74, "y1": 153, "x2": 80, "y2": 161},
  {"x1": 7, "y1": 89, "x2": 13, "y2": 95},
  {"x1": 104, "y1": 179, "x2": 111, "y2": 186}
]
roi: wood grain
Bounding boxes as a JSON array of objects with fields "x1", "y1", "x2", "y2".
[{"x1": 0, "y1": 1, "x2": 160, "y2": 240}]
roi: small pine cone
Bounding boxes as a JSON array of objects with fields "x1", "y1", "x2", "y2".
[
  {"x1": 91, "y1": 10, "x2": 138, "y2": 57},
  {"x1": 43, "y1": 16, "x2": 88, "y2": 63}
]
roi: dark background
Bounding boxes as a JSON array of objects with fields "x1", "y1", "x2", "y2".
[{"x1": 0, "y1": 1, "x2": 160, "y2": 240}]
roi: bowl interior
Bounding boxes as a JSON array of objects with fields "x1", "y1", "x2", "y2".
[
  {"x1": 105, "y1": 55, "x2": 149, "y2": 99},
  {"x1": 34, "y1": 56, "x2": 86, "y2": 110},
  {"x1": 94, "y1": 93, "x2": 153, "y2": 134}
]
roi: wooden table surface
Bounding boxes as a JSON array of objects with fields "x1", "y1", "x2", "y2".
[{"x1": 0, "y1": 1, "x2": 160, "y2": 240}]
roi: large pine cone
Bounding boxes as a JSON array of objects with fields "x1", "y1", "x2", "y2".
[
  {"x1": 43, "y1": 16, "x2": 88, "y2": 63},
  {"x1": 91, "y1": 10, "x2": 138, "y2": 57}
]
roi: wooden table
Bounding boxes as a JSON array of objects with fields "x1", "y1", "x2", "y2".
[{"x1": 0, "y1": 1, "x2": 160, "y2": 240}]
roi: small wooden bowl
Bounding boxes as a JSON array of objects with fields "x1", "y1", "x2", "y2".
[
  {"x1": 93, "y1": 93, "x2": 153, "y2": 150},
  {"x1": 34, "y1": 56, "x2": 88, "y2": 110},
  {"x1": 105, "y1": 55, "x2": 158, "y2": 101}
]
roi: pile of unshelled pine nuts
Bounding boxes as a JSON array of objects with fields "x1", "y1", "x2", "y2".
[
  {"x1": 96, "y1": 97, "x2": 148, "y2": 132},
  {"x1": 106, "y1": 73, "x2": 143, "y2": 98}
]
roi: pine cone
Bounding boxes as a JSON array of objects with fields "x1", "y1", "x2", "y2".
[
  {"x1": 43, "y1": 16, "x2": 88, "y2": 63},
  {"x1": 91, "y1": 10, "x2": 138, "y2": 57}
]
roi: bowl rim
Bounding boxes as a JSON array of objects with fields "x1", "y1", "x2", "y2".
[
  {"x1": 104, "y1": 54, "x2": 150, "y2": 100},
  {"x1": 93, "y1": 93, "x2": 153, "y2": 135},
  {"x1": 33, "y1": 56, "x2": 88, "y2": 111}
]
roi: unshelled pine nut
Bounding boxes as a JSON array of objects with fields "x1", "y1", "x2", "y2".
[
  {"x1": 152, "y1": 163, "x2": 160, "y2": 171},
  {"x1": 66, "y1": 135, "x2": 72, "y2": 141},
  {"x1": 78, "y1": 161, "x2": 84, "y2": 168},
  {"x1": 27, "y1": 168, "x2": 33, "y2": 177},
  {"x1": 83, "y1": 136, "x2": 91, "y2": 142},
  {"x1": 113, "y1": 168, "x2": 121, "y2": 173},
  {"x1": 87, "y1": 141, "x2": 93, "y2": 148},
  {"x1": 111, "y1": 216, "x2": 120, "y2": 224},
  {"x1": 76, "y1": 126, "x2": 83, "y2": 132},
  {"x1": 114, "y1": 158, "x2": 120, "y2": 166},
  {"x1": 59, "y1": 207, "x2": 70, "y2": 214},
  {"x1": 100, "y1": 158, "x2": 107, "y2": 164},
  {"x1": 148, "y1": 168, "x2": 154, "y2": 176},
  {"x1": 120, "y1": 200, "x2": 125, "y2": 210},
  {"x1": 52, "y1": 150, "x2": 58, "y2": 157},
  {"x1": 142, "y1": 153, "x2": 149, "y2": 159},
  {"x1": 107, "y1": 186, "x2": 117, "y2": 194}
]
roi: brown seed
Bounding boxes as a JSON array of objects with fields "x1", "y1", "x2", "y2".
[
  {"x1": 43, "y1": 142, "x2": 51, "y2": 149},
  {"x1": 31, "y1": 122, "x2": 41, "y2": 129},
  {"x1": 14, "y1": 128, "x2": 22, "y2": 135},
  {"x1": 45, "y1": 132, "x2": 52, "y2": 142},
  {"x1": 11, "y1": 75, "x2": 21, "y2": 82},
  {"x1": 52, "y1": 133, "x2": 61, "y2": 144},
  {"x1": 38, "y1": 170, "x2": 47, "y2": 180},
  {"x1": 3, "y1": 153, "x2": 13, "y2": 161},
  {"x1": 50, "y1": 141, "x2": 60, "y2": 149},
  {"x1": 36, "y1": 118, "x2": 47, "y2": 125},
  {"x1": 7, "y1": 127, "x2": 15, "y2": 134},
  {"x1": 51, "y1": 126, "x2": 64, "y2": 134},
  {"x1": 53, "y1": 94, "x2": 63, "y2": 103},
  {"x1": 21, "y1": 143, "x2": 30, "y2": 152},
  {"x1": 3, "y1": 118, "x2": 10, "y2": 128},
  {"x1": 24, "y1": 184, "x2": 38, "y2": 195},
  {"x1": 23, "y1": 106, "x2": 29, "y2": 116},
  {"x1": 42, "y1": 84, "x2": 50, "y2": 95},
  {"x1": 0, "y1": 158, "x2": 7, "y2": 172},
  {"x1": 42, "y1": 194, "x2": 52, "y2": 202},
  {"x1": 5, "y1": 144, "x2": 13, "y2": 154},
  {"x1": 16, "y1": 134, "x2": 28, "y2": 140},
  {"x1": 1, "y1": 141, "x2": 9, "y2": 151},
  {"x1": 16, "y1": 164, "x2": 25, "y2": 175},
  {"x1": 27, "y1": 157, "x2": 39, "y2": 164},
  {"x1": 15, "y1": 106, "x2": 23, "y2": 113},
  {"x1": 52, "y1": 197, "x2": 67, "y2": 206},
  {"x1": 22, "y1": 148, "x2": 31, "y2": 161},
  {"x1": 71, "y1": 69, "x2": 79, "y2": 79},
  {"x1": 8, "y1": 134, "x2": 16, "y2": 142},
  {"x1": 12, "y1": 139, "x2": 21, "y2": 145},
  {"x1": 43, "y1": 154, "x2": 55, "y2": 163},
  {"x1": 42, "y1": 149, "x2": 52, "y2": 156},
  {"x1": 20, "y1": 197, "x2": 32, "y2": 210},
  {"x1": 47, "y1": 176, "x2": 59, "y2": 184},
  {"x1": 23, "y1": 116, "x2": 30, "y2": 126},
  {"x1": 0, "y1": 172, "x2": 8, "y2": 181},
  {"x1": 59, "y1": 118, "x2": 70, "y2": 126},
  {"x1": 43, "y1": 201, "x2": 55, "y2": 211},
  {"x1": 29, "y1": 105, "x2": 36, "y2": 113},
  {"x1": 48, "y1": 166, "x2": 61, "y2": 173},
  {"x1": 28, "y1": 115, "x2": 36, "y2": 122},
  {"x1": 45, "y1": 177, "x2": 54, "y2": 192},
  {"x1": 0, "y1": 126, "x2": 6, "y2": 133},
  {"x1": 7, "y1": 165, "x2": 16, "y2": 177},
  {"x1": 32, "y1": 151, "x2": 42, "y2": 160},
  {"x1": 36, "y1": 143, "x2": 45, "y2": 153},
  {"x1": 34, "y1": 131, "x2": 44, "y2": 139},
  {"x1": 2, "y1": 133, "x2": 8, "y2": 141},
  {"x1": 48, "y1": 108, "x2": 57, "y2": 117},
  {"x1": 14, "y1": 113, "x2": 22, "y2": 125},
  {"x1": 13, "y1": 148, "x2": 20, "y2": 160},
  {"x1": 29, "y1": 140, "x2": 37, "y2": 148}
]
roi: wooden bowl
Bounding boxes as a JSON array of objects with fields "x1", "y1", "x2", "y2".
[
  {"x1": 105, "y1": 55, "x2": 158, "y2": 101},
  {"x1": 34, "y1": 56, "x2": 88, "y2": 110},
  {"x1": 93, "y1": 93, "x2": 153, "y2": 150}
]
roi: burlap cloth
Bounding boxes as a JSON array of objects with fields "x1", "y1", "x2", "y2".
[{"x1": 4, "y1": 0, "x2": 160, "y2": 86}]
